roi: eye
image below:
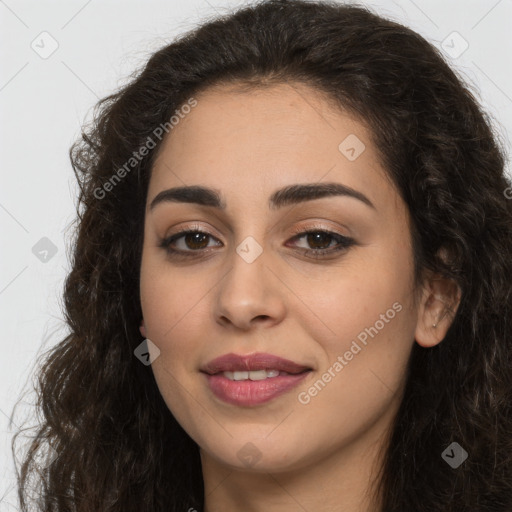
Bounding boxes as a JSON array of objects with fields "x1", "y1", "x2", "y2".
[
  {"x1": 286, "y1": 228, "x2": 355, "y2": 258},
  {"x1": 159, "y1": 228, "x2": 221, "y2": 257},
  {"x1": 158, "y1": 225, "x2": 355, "y2": 260}
]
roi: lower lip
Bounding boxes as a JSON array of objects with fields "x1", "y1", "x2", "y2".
[{"x1": 203, "y1": 371, "x2": 311, "y2": 407}]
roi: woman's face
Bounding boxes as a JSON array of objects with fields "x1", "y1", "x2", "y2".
[{"x1": 139, "y1": 82, "x2": 427, "y2": 474}]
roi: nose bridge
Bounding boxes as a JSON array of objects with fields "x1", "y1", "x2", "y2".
[
  {"x1": 223, "y1": 233, "x2": 268, "y2": 305},
  {"x1": 213, "y1": 232, "x2": 285, "y2": 328}
]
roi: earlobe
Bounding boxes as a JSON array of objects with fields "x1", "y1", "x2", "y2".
[{"x1": 139, "y1": 319, "x2": 147, "y2": 338}]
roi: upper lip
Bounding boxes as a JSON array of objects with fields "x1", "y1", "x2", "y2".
[{"x1": 201, "y1": 352, "x2": 312, "y2": 375}]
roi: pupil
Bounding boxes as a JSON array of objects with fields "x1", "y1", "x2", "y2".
[
  {"x1": 186, "y1": 233, "x2": 208, "y2": 249},
  {"x1": 307, "y1": 232, "x2": 330, "y2": 249},
  {"x1": 183, "y1": 232, "x2": 332, "y2": 251}
]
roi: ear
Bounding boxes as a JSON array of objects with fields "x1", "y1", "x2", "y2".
[
  {"x1": 139, "y1": 319, "x2": 147, "y2": 338},
  {"x1": 415, "y1": 263, "x2": 461, "y2": 348}
]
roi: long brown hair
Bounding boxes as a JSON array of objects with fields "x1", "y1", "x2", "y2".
[{"x1": 13, "y1": 0, "x2": 512, "y2": 510}]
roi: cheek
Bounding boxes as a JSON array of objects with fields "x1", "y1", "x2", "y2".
[
  {"x1": 139, "y1": 258, "x2": 208, "y2": 420},
  {"x1": 294, "y1": 278, "x2": 415, "y2": 445},
  {"x1": 297, "y1": 238, "x2": 417, "y2": 389},
  {"x1": 304, "y1": 245, "x2": 413, "y2": 335},
  {"x1": 139, "y1": 261, "x2": 211, "y2": 414},
  {"x1": 140, "y1": 252, "x2": 214, "y2": 343}
]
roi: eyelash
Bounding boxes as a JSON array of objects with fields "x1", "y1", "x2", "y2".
[{"x1": 158, "y1": 224, "x2": 355, "y2": 260}]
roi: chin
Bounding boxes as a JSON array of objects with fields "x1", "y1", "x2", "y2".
[{"x1": 199, "y1": 433, "x2": 319, "y2": 474}]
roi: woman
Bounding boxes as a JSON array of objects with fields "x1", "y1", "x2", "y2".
[{"x1": 13, "y1": 0, "x2": 512, "y2": 510}]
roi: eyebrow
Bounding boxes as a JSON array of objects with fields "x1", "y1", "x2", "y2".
[{"x1": 149, "y1": 182, "x2": 376, "y2": 212}]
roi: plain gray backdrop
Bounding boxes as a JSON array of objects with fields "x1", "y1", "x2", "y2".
[{"x1": 1, "y1": 0, "x2": 511, "y2": 508}]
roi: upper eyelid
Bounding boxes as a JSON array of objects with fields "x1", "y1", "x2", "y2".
[
  {"x1": 166, "y1": 219, "x2": 350, "y2": 237},
  {"x1": 168, "y1": 226, "x2": 347, "y2": 239},
  {"x1": 166, "y1": 227, "x2": 351, "y2": 247},
  {"x1": 161, "y1": 227, "x2": 355, "y2": 261}
]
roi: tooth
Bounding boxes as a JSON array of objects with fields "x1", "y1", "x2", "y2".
[
  {"x1": 248, "y1": 370, "x2": 268, "y2": 381},
  {"x1": 221, "y1": 369, "x2": 283, "y2": 381}
]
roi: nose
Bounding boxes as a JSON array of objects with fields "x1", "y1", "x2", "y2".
[{"x1": 213, "y1": 241, "x2": 286, "y2": 331}]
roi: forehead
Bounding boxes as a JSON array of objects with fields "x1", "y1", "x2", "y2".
[{"x1": 148, "y1": 82, "x2": 398, "y2": 213}]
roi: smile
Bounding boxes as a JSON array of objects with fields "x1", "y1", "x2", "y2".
[{"x1": 203, "y1": 370, "x2": 311, "y2": 406}]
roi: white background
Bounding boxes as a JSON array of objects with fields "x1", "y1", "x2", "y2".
[{"x1": 1, "y1": 0, "x2": 511, "y2": 508}]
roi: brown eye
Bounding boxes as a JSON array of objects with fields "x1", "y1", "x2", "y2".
[
  {"x1": 287, "y1": 229, "x2": 355, "y2": 259},
  {"x1": 182, "y1": 232, "x2": 210, "y2": 250},
  {"x1": 304, "y1": 232, "x2": 334, "y2": 250},
  {"x1": 159, "y1": 230, "x2": 222, "y2": 256},
  {"x1": 159, "y1": 227, "x2": 355, "y2": 261}
]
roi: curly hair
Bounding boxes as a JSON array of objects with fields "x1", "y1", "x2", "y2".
[{"x1": 12, "y1": 0, "x2": 512, "y2": 510}]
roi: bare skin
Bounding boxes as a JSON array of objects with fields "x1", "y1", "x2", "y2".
[{"x1": 139, "y1": 82, "x2": 460, "y2": 512}]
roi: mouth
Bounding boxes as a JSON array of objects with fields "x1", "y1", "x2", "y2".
[
  {"x1": 200, "y1": 352, "x2": 313, "y2": 407},
  {"x1": 201, "y1": 352, "x2": 312, "y2": 375},
  {"x1": 219, "y1": 369, "x2": 309, "y2": 381}
]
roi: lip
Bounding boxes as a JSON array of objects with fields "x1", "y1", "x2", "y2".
[
  {"x1": 201, "y1": 352, "x2": 313, "y2": 407},
  {"x1": 201, "y1": 352, "x2": 312, "y2": 375}
]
